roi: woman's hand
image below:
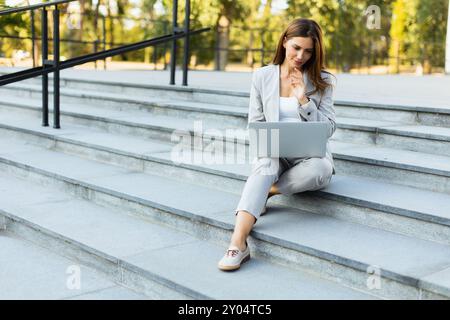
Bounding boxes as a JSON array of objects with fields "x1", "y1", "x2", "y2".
[{"x1": 290, "y1": 70, "x2": 309, "y2": 105}]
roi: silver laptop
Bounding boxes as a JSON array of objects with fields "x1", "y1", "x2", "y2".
[{"x1": 248, "y1": 122, "x2": 329, "y2": 158}]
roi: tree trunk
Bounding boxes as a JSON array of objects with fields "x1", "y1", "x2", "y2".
[
  {"x1": 247, "y1": 31, "x2": 254, "y2": 67},
  {"x1": 445, "y1": 0, "x2": 450, "y2": 74},
  {"x1": 79, "y1": 0, "x2": 85, "y2": 41},
  {"x1": 33, "y1": 39, "x2": 39, "y2": 66},
  {"x1": 214, "y1": 15, "x2": 230, "y2": 71},
  {"x1": 107, "y1": 1, "x2": 114, "y2": 48},
  {"x1": 246, "y1": 0, "x2": 262, "y2": 67},
  {"x1": 94, "y1": 0, "x2": 101, "y2": 41}
]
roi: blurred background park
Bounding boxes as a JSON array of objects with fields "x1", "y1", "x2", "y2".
[{"x1": 0, "y1": 0, "x2": 449, "y2": 75}]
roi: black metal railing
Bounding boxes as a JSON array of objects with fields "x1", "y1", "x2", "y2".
[
  {"x1": 0, "y1": 0, "x2": 74, "y2": 15},
  {"x1": 1, "y1": 11, "x2": 174, "y2": 70},
  {"x1": 0, "y1": 0, "x2": 210, "y2": 129}
]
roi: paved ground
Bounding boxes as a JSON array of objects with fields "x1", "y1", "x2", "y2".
[
  {"x1": 1, "y1": 67, "x2": 450, "y2": 109},
  {"x1": 0, "y1": 231, "x2": 147, "y2": 300}
]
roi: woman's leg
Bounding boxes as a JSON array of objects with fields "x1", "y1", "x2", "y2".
[
  {"x1": 274, "y1": 157, "x2": 333, "y2": 195},
  {"x1": 229, "y1": 157, "x2": 286, "y2": 250},
  {"x1": 229, "y1": 210, "x2": 256, "y2": 251}
]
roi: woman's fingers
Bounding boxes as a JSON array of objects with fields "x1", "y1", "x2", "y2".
[
  {"x1": 290, "y1": 75, "x2": 304, "y2": 86},
  {"x1": 290, "y1": 79, "x2": 302, "y2": 88}
]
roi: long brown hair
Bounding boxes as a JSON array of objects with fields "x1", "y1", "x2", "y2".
[{"x1": 272, "y1": 18, "x2": 333, "y2": 96}]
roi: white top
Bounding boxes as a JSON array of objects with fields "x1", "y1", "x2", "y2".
[{"x1": 279, "y1": 96, "x2": 301, "y2": 122}]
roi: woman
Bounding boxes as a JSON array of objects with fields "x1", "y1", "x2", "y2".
[{"x1": 218, "y1": 18, "x2": 337, "y2": 271}]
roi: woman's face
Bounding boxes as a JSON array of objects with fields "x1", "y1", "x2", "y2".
[{"x1": 283, "y1": 36, "x2": 314, "y2": 69}]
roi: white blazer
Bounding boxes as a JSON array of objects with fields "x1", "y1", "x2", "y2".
[{"x1": 248, "y1": 64, "x2": 336, "y2": 174}]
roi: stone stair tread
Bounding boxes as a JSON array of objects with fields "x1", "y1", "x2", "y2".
[
  {"x1": 0, "y1": 110, "x2": 174, "y2": 155},
  {"x1": 64, "y1": 286, "x2": 149, "y2": 300},
  {"x1": 3, "y1": 68, "x2": 450, "y2": 113},
  {"x1": 318, "y1": 175, "x2": 450, "y2": 225},
  {"x1": 4, "y1": 89, "x2": 450, "y2": 144},
  {"x1": 2, "y1": 102, "x2": 450, "y2": 176},
  {"x1": 151, "y1": 137, "x2": 450, "y2": 178},
  {"x1": 3, "y1": 83, "x2": 248, "y2": 115},
  {"x1": 0, "y1": 93, "x2": 233, "y2": 131},
  {"x1": 337, "y1": 117, "x2": 404, "y2": 130},
  {"x1": 379, "y1": 124, "x2": 450, "y2": 141},
  {"x1": 338, "y1": 117, "x2": 450, "y2": 141},
  {"x1": 1, "y1": 138, "x2": 450, "y2": 295},
  {"x1": 0, "y1": 230, "x2": 143, "y2": 299},
  {"x1": 0, "y1": 170, "x2": 375, "y2": 300},
  {"x1": 125, "y1": 240, "x2": 372, "y2": 300},
  {"x1": 331, "y1": 141, "x2": 450, "y2": 175},
  {"x1": 0, "y1": 116, "x2": 449, "y2": 226},
  {"x1": 151, "y1": 149, "x2": 450, "y2": 225}
]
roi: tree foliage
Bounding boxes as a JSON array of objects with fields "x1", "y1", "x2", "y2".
[{"x1": 0, "y1": 0, "x2": 448, "y2": 73}]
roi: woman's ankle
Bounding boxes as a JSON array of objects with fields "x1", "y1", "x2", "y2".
[
  {"x1": 268, "y1": 185, "x2": 280, "y2": 198},
  {"x1": 229, "y1": 237, "x2": 247, "y2": 251}
]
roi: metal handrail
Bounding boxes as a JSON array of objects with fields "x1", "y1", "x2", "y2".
[
  {"x1": 0, "y1": 27, "x2": 210, "y2": 85},
  {"x1": 0, "y1": 0, "x2": 76, "y2": 16},
  {"x1": 0, "y1": 0, "x2": 210, "y2": 130}
]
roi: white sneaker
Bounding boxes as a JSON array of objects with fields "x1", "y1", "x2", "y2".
[{"x1": 218, "y1": 243, "x2": 250, "y2": 271}]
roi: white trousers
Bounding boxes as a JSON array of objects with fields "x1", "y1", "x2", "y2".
[{"x1": 235, "y1": 157, "x2": 333, "y2": 220}]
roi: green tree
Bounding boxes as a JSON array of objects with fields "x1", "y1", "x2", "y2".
[
  {"x1": 212, "y1": 0, "x2": 249, "y2": 70},
  {"x1": 0, "y1": 3, "x2": 29, "y2": 62},
  {"x1": 416, "y1": 0, "x2": 448, "y2": 73},
  {"x1": 446, "y1": 0, "x2": 450, "y2": 73},
  {"x1": 285, "y1": 0, "x2": 395, "y2": 72},
  {"x1": 157, "y1": 0, "x2": 251, "y2": 69},
  {"x1": 389, "y1": 0, "x2": 414, "y2": 73},
  {"x1": 389, "y1": 0, "x2": 448, "y2": 74}
]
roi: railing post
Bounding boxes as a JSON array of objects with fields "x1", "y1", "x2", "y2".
[
  {"x1": 261, "y1": 30, "x2": 265, "y2": 67},
  {"x1": 53, "y1": 6, "x2": 60, "y2": 129},
  {"x1": 41, "y1": 7, "x2": 49, "y2": 127},
  {"x1": 170, "y1": 0, "x2": 178, "y2": 85},
  {"x1": 94, "y1": 40, "x2": 98, "y2": 69},
  {"x1": 214, "y1": 26, "x2": 220, "y2": 71},
  {"x1": 31, "y1": 9, "x2": 36, "y2": 67},
  {"x1": 163, "y1": 21, "x2": 168, "y2": 70},
  {"x1": 153, "y1": 45, "x2": 157, "y2": 70},
  {"x1": 182, "y1": 0, "x2": 190, "y2": 86},
  {"x1": 102, "y1": 15, "x2": 107, "y2": 70}
]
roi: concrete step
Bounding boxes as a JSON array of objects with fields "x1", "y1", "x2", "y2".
[
  {"x1": 2, "y1": 78, "x2": 251, "y2": 108},
  {"x1": 335, "y1": 100, "x2": 450, "y2": 128},
  {"x1": 1, "y1": 103, "x2": 450, "y2": 194},
  {"x1": 0, "y1": 230, "x2": 147, "y2": 299},
  {"x1": 331, "y1": 141, "x2": 450, "y2": 194},
  {"x1": 336, "y1": 117, "x2": 450, "y2": 157},
  {"x1": 3, "y1": 77, "x2": 450, "y2": 128},
  {"x1": 0, "y1": 170, "x2": 376, "y2": 300},
  {"x1": 0, "y1": 138, "x2": 449, "y2": 299},
  {"x1": 2, "y1": 85, "x2": 450, "y2": 158},
  {"x1": 0, "y1": 83, "x2": 248, "y2": 127},
  {"x1": 0, "y1": 94, "x2": 235, "y2": 142},
  {"x1": 0, "y1": 119, "x2": 449, "y2": 246}
]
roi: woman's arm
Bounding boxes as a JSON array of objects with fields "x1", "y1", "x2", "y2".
[
  {"x1": 247, "y1": 70, "x2": 266, "y2": 128},
  {"x1": 296, "y1": 76, "x2": 337, "y2": 138}
]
